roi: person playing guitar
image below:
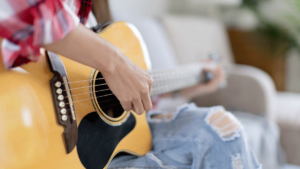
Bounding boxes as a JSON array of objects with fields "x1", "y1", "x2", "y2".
[{"x1": 0, "y1": 0, "x2": 261, "y2": 168}]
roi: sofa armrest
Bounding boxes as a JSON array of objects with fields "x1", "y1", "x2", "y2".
[
  {"x1": 276, "y1": 92, "x2": 300, "y2": 166},
  {"x1": 193, "y1": 64, "x2": 277, "y2": 119}
]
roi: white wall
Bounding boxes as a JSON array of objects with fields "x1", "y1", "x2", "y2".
[
  {"x1": 109, "y1": 0, "x2": 241, "y2": 21},
  {"x1": 109, "y1": 0, "x2": 170, "y2": 20}
]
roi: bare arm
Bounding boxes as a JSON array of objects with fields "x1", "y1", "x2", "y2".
[{"x1": 43, "y1": 24, "x2": 152, "y2": 115}]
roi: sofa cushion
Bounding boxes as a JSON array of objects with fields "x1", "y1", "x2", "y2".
[
  {"x1": 281, "y1": 164, "x2": 300, "y2": 169},
  {"x1": 234, "y1": 112, "x2": 283, "y2": 169},
  {"x1": 160, "y1": 15, "x2": 234, "y2": 71},
  {"x1": 276, "y1": 92, "x2": 300, "y2": 129}
]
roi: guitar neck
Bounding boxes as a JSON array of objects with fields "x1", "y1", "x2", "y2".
[{"x1": 148, "y1": 63, "x2": 209, "y2": 96}]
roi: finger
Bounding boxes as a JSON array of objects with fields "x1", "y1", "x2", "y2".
[
  {"x1": 132, "y1": 98, "x2": 145, "y2": 115},
  {"x1": 215, "y1": 68, "x2": 224, "y2": 83},
  {"x1": 120, "y1": 100, "x2": 132, "y2": 112},
  {"x1": 214, "y1": 68, "x2": 221, "y2": 78},
  {"x1": 148, "y1": 77, "x2": 153, "y2": 94},
  {"x1": 182, "y1": 85, "x2": 199, "y2": 94},
  {"x1": 218, "y1": 68, "x2": 225, "y2": 81},
  {"x1": 203, "y1": 68, "x2": 214, "y2": 72},
  {"x1": 141, "y1": 90, "x2": 152, "y2": 112},
  {"x1": 206, "y1": 71, "x2": 221, "y2": 86},
  {"x1": 211, "y1": 67, "x2": 221, "y2": 78},
  {"x1": 200, "y1": 58, "x2": 213, "y2": 63}
]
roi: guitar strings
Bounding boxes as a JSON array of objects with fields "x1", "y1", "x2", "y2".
[
  {"x1": 62, "y1": 83, "x2": 108, "y2": 91},
  {"x1": 67, "y1": 102, "x2": 122, "y2": 117},
  {"x1": 62, "y1": 75, "x2": 186, "y2": 92},
  {"x1": 68, "y1": 93, "x2": 115, "y2": 105},
  {"x1": 60, "y1": 72, "x2": 199, "y2": 105},
  {"x1": 65, "y1": 88, "x2": 110, "y2": 98},
  {"x1": 63, "y1": 80, "x2": 182, "y2": 109},
  {"x1": 63, "y1": 74, "x2": 199, "y2": 115},
  {"x1": 60, "y1": 72, "x2": 160, "y2": 85},
  {"x1": 70, "y1": 98, "x2": 120, "y2": 111},
  {"x1": 62, "y1": 77, "x2": 185, "y2": 105},
  {"x1": 62, "y1": 75, "x2": 195, "y2": 104},
  {"x1": 61, "y1": 77, "x2": 104, "y2": 84},
  {"x1": 66, "y1": 84, "x2": 164, "y2": 105},
  {"x1": 59, "y1": 69, "x2": 203, "y2": 116},
  {"x1": 61, "y1": 69, "x2": 197, "y2": 86}
]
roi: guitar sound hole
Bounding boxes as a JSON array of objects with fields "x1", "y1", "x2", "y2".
[{"x1": 94, "y1": 72, "x2": 124, "y2": 118}]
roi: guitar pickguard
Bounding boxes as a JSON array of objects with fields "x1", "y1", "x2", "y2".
[{"x1": 77, "y1": 111, "x2": 136, "y2": 169}]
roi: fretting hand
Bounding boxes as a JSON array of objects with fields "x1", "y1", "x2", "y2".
[{"x1": 178, "y1": 64, "x2": 225, "y2": 100}]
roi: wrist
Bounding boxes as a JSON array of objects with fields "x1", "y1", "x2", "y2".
[{"x1": 94, "y1": 44, "x2": 122, "y2": 75}]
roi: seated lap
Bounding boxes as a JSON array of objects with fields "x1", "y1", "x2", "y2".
[{"x1": 109, "y1": 104, "x2": 261, "y2": 169}]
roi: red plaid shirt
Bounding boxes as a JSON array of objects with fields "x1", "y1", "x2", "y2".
[{"x1": 0, "y1": 0, "x2": 92, "y2": 69}]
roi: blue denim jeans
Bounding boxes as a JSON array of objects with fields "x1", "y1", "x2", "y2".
[{"x1": 108, "y1": 103, "x2": 261, "y2": 169}]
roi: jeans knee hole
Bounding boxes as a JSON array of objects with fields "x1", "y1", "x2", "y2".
[
  {"x1": 207, "y1": 110, "x2": 241, "y2": 139},
  {"x1": 231, "y1": 154, "x2": 244, "y2": 169}
]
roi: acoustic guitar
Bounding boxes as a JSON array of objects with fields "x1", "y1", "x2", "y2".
[{"x1": 0, "y1": 22, "x2": 212, "y2": 169}]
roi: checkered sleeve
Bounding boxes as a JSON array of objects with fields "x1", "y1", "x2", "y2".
[{"x1": 0, "y1": 0, "x2": 80, "y2": 69}]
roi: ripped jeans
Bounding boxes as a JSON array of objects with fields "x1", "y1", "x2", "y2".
[{"x1": 108, "y1": 103, "x2": 261, "y2": 169}]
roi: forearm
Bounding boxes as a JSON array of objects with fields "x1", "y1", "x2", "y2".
[{"x1": 43, "y1": 24, "x2": 121, "y2": 74}]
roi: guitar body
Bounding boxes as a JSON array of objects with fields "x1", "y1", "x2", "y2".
[{"x1": 0, "y1": 22, "x2": 152, "y2": 169}]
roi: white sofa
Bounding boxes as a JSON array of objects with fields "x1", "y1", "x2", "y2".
[
  {"x1": 159, "y1": 15, "x2": 300, "y2": 167},
  {"x1": 115, "y1": 14, "x2": 300, "y2": 168}
]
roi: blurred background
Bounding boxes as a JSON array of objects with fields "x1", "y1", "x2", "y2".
[
  {"x1": 93, "y1": 0, "x2": 300, "y2": 168},
  {"x1": 108, "y1": 0, "x2": 300, "y2": 92}
]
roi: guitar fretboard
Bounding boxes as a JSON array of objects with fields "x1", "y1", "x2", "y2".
[{"x1": 148, "y1": 63, "x2": 208, "y2": 96}]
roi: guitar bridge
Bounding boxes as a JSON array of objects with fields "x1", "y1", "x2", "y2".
[
  {"x1": 62, "y1": 76, "x2": 76, "y2": 121},
  {"x1": 47, "y1": 51, "x2": 78, "y2": 154}
]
